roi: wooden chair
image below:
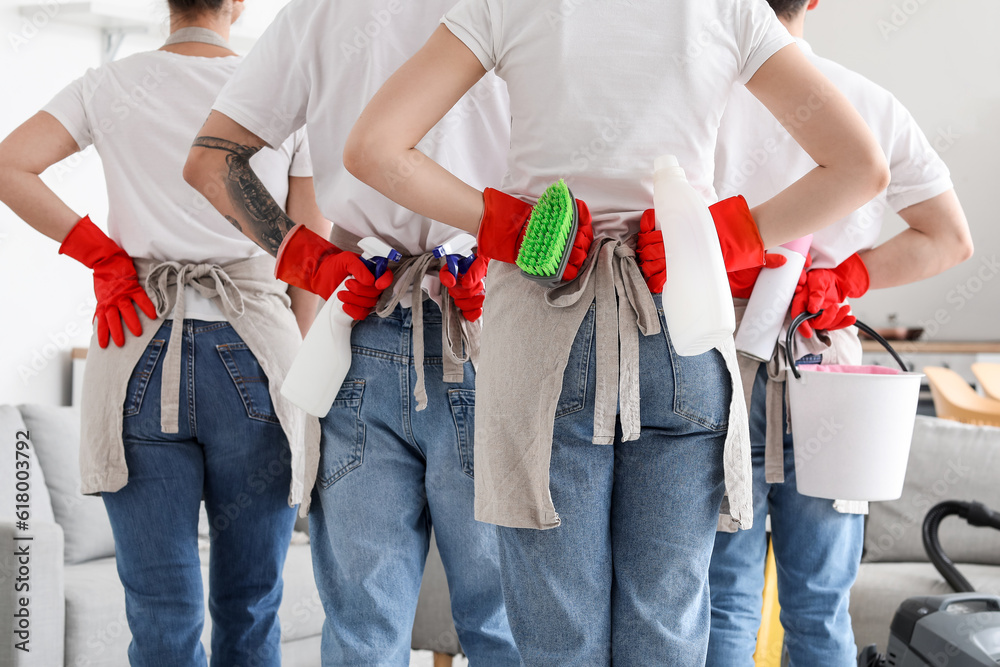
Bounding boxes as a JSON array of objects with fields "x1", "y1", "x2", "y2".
[
  {"x1": 971, "y1": 362, "x2": 1000, "y2": 401},
  {"x1": 924, "y1": 366, "x2": 1000, "y2": 427}
]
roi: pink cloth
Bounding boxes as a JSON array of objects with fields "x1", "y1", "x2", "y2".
[
  {"x1": 781, "y1": 234, "x2": 812, "y2": 257},
  {"x1": 802, "y1": 364, "x2": 901, "y2": 375}
]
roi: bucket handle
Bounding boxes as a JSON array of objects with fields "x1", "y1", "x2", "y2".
[{"x1": 786, "y1": 311, "x2": 909, "y2": 380}]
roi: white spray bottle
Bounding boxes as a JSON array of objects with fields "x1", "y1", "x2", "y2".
[
  {"x1": 433, "y1": 233, "x2": 478, "y2": 281},
  {"x1": 281, "y1": 237, "x2": 401, "y2": 417},
  {"x1": 735, "y1": 235, "x2": 812, "y2": 362},
  {"x1": 654, "y1": 155, "x2": 736, "y2": 356}
]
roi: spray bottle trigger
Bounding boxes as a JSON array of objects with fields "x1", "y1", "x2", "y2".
[
  {"x1": 359, "y1": 247, "x2": 401, "y2": 280},
  {"x1": 456, "y1": 253, "x2": 476, "y2": 275},
  {"x1": 360, "y1": 256, "x2": 384, "y2": 279},
  {"x1": 441, "y1": 252, "x2": 476, "y2": 279}
]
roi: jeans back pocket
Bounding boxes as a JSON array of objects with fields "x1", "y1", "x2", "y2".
[
  {"x1": 666, "y1": 330, "x2": 732, "y2": 432},
  {"x1": 216, "y1": 342, "x2": 280, "y2": 424},
  {"x1": 448, "y1": 388, "x2": 476, "y2": 479},
  {"x1": 124, "y1": 339, "x2": 165, "y2": 418},
  {"x1": 555, "y1": 304, "x2": 596, "y2": 419},
  {"x1": 318, "y1": 381, "x2": 366, "y2": 488}
]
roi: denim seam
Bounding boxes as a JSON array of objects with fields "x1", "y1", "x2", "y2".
[
  {"x1": 215, "y1": 342, "x2": 281, "y2": 425},
  {"x1": 186, "y1": 321, "x2": 197, "y2": 436},
  {"x1": 124, "y1": 339, "x2": 166, "y2": 417},
  {"x1": 349, "y1": 346, "x2": 448, "y2": 367},
  {"x1": 400, "y1": 330, "x2": 417, "y2": 448},
  {"x1": 190, "y1": 321, "x2": 232, "y2": 334},
  {"x1": 666, "y1": 337, "x2": 729, "y2": 433},
  {"x1": 555, "y1": 305, "x2": 595, "y2": 419},
  {"x1": 351, "y1": 347, "x2": 412, "y2": 364},
  {"x1": 447, "y1": 388, "x2": 476, "y2": 480},
  {"x1": 319, "y1": 381, "x2": 366, "y2": 488}
]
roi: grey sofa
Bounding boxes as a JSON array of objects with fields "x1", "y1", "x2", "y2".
[
  {"x1": 0, "y1": 404, "x2": 461, "y2": 666},
  {"x1": 850, "y1": 416, "x2": 1000, "y2": 654}
]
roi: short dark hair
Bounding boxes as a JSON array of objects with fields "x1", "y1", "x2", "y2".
[
  {"x1": 767, "y1": 0, "x2": 810, "y2": 20},
  {"x1": 167, "y1": 0, "x2": 227, "y2": 18}
]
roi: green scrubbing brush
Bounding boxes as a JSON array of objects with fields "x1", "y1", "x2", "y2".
[{"x1": 515, "y1": 179, "x2": 579, "y2": 286}]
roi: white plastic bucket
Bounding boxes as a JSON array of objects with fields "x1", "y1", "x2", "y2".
[{"x1": 786, "y1": 316, "x2": 923, "y2": 501}]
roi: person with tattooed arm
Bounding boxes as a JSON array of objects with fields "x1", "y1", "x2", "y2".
[
  {"x1": 183, "y1": 0, "x2": 518, "y2": 664},
  {"x1": 0, "y1": 1, "x2": 326, "y2": 664}
]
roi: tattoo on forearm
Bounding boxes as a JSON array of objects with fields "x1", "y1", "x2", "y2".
[{"x1": 193, "y1": 136, "x2": 295, "y2": 255}]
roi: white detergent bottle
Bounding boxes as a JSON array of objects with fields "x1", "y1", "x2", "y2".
[
  {"x1": 735, "y1": 235, "x2": 812, "y2": 362},
  {"x1": 654, "y1": 155, "x2": 736, "y2": 356},
  {"x1": 281, "y1": 237, "x2": 401, "y2": 417}
]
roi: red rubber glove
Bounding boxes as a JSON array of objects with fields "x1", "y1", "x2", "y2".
[
  {"x1": 636, "y1": 204, "x2": 780, "y2": 297},
  {"x1": 58, "y1": 215, "x2": 157, "y2": 349},
  {"x1": 275, "y1": 224, "x2": 393, "y2": 321},
  {"x1": 439, "y1": 254, "x2": 489, "y2": 322},
  {"x1": 709, "y1": 196, "x2": 767, "y2": 273},
  {"x1": 636, "y1": 209, "x2": 665, "y2": 294},
  {"x1": 727, "y1": 253, "x2": 789, "y2": 299},
  {"x1": 791, "y1": 252, "x2": 870, "y2": 338},
  {"x1": 476, "y1": 188, "x2": 594, "y2": 282}
]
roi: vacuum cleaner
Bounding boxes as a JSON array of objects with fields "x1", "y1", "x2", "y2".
[{"x1": 858, "y1": 500, "x2": 1000, "y2": 666}]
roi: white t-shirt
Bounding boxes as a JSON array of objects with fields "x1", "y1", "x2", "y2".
[
  {"x1": 43, "y1": 50, "x2": 312, "y2": 320},
  {"x1": 442, "y1": 0, "x2": 794, "y2": 240},
  {"x1": 211, "y1": 0, "x2": 511, "y2": 259},
  {"x1": 715, "y1": 39, "x2": 953, "y2": 269}
]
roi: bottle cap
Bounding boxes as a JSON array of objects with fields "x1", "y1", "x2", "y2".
[{"x1": 654, "y1": 155, "x2": 680, "y2": 171}]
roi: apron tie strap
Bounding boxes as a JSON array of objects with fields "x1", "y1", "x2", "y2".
[{"x1": 146, "y1": 261, "x2": 245, "y2": 433}]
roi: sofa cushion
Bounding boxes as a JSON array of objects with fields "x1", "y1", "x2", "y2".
[
  {"x1": 412, "y1": 533, "x2": 461, "y2": 654},
  {"x1": 0, "y1": 405, "x2": 55, "y2": 524},
  {"x1": 851, "y1": 562, "x2": 1000, "y2": 653},
  {"x1": 63, "y1": 557, "x2": 132, "y2": 667},
  {"x1": 864, "y1": 417, "x2": 1000, "y2": 565},
  {"x1": 199, "y1": 538, "x2": 323, "y2": 646},
  {"x1": 63, "y1": 542, "x2": 323, "y2": 665},
  {"x1": 278, "y1": 541, "x2": 325, "y2": 642},
  {"x1": 281, "y1": 635, "x2": 323, "y2": 666},
  {"x1": 18, "y1": 404, "x2": 116, "y2": 564}
]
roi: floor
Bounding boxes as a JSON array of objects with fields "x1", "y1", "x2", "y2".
[{"x1": 410, "y1": 651, "x2": 469, "y2": 666}]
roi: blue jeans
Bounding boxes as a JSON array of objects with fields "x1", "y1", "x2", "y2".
[
  {"x1": 707, "y1": 364, "x2": 864, "y2": 667},
  {"x1": 496, "y1": 299, "x2": 730, "y2": 666},
  {"x1": 103, "y1": 320, "x2": 297, "y2": 667},
  {"x1": 309, "y1": 302, "x2": 518, "y2": 666}
]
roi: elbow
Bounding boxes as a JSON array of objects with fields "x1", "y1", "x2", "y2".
[
  {"x1": 939, "y1": 197, "x2": 975, "y2": 268},
  {"x1": 935, "y1": 229, "x2": 974, "y2": 272},
  {"x1": 343, "y1": 126, "x2": 389, "y2": 188},
  {"x1": 832, "y1": 138, "x2": 890, "y2": 203},
  {"x1": 0, "y1": 151, "x2": 18, "y2": 201},
  {"x1": 859, "y1": 149, "x2": 891, "y2": 200},
  {"x1": 955, "y1": 232, "x2": 975, "y2": 265},
  {"x1": 0, "y1": 168, "x2": 11, "y2": 200},
  {"x1": 342, "y1": 130, "x2": 370, "y2": 183},
  {"x1": 182, "y1": 148, "x2": 212, "y2": 193},
  {"x1": 873, "y1": 161, "x2": 892, "y2": 197}
]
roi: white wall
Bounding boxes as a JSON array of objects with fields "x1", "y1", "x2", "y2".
[
  {"x1": 807, "y1": 0, "x2": 1000, "y2": 341},
  {"x1": 0, "y1": 0, "x2": 289, "y2": 406},
  {"x1": 1, "y1": 3, "x2": 105, "y2": 406}
]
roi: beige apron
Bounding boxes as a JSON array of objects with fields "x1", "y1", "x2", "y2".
[
  {"x1": 79, "y1": 255, "x2": 321, "y2": 516},
  {"x1": 473, "y1": 238, "x2": 752, "y2": 531}
]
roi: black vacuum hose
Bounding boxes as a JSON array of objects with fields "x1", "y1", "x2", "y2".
[{"x1": 922, "y1": 500, "x2": 1000, "y2": 593}]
